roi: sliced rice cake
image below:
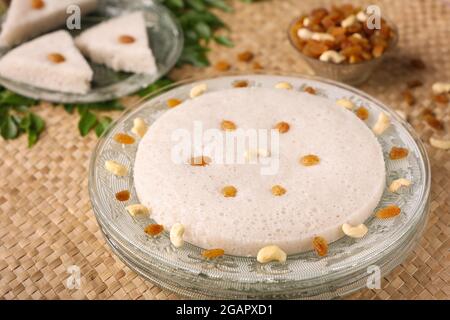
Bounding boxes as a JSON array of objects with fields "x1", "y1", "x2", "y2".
[
  {"x1": 75, "y1": 11, "x2": 157, "y2": 75},
  {"x1": 0, "y1": 30, "x2": 93, "y2": 94},
  {"x1": 0, "y1": 0, "x2": 98, "y2": 47}
]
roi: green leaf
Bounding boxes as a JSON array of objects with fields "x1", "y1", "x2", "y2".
[
  {"x1": 75, "y1": 100, "x2": 124, "y2": 113},
  {"x1": 164, "y1": 0, "x2": 184, "y2": 10},
  {"x1": 78, "y1": 110, "x2": 97, "y2": 137},
  {"x1": 186, "y1": 0, "x2": 206, "y2": 11},
  {"x1": 178, "y1": 45, "x2": 210, "y2": 67},
  {"x1": 95, "y1": 117, "x2": 113, "y2": 137},
  {"x1": 0, "y1": 90, "x2": 36, "y2": 107},
  {"x1": 28, "y1": 130, "x2": 38, "y2": 148},
  {"x1": 30, "y1": 113, "x2": 45, "y2": 133},
  {"x1": 205, "y1": 0, "x2": 233, "y2": 12},
  {"x1": 194, "y1": 21, "x2": 211, "y2": 39},
  {"x1": 179, "y1": 10, "x2": 225, "y2": 29},
  {"x1": 214, "y1": 35, "x2": 234, "y2": 47},
  {"x1": 1, "y1": 115, "x2": 19, "y2": 140},
  {"x1": 19, "y1": 114, "x2": 31, "y2": 130},
  {"x1": 137, "y1": 78, "x2": 174, "y2": 97},
  {"x1": 63, "y1": 104, "x2": 76, "y2": 114}
]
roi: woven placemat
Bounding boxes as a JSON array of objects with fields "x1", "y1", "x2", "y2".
[{"x1": 0, "y1": 0, "x2": 448, "y2": 300}]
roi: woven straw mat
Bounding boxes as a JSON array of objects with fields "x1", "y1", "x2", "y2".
[{"x1": 0, "y1": 0, "x2": 448, "y2": 300}]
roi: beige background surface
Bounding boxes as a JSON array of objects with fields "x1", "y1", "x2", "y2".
[{"x1": 0, "y1": 0, "x2": 448, "y2": 299}]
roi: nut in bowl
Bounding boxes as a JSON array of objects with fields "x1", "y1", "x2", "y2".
[{"x1": 288, "y1": 4, "x2": 398, "y2": 85}]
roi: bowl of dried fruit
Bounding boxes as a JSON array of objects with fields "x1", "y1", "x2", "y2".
[
  {"x1": 288, "y1": 4, "x2": 398, "y2": 85},
  {"x1": 89, "y1": 73, "x2": 430, "y2": 299}
]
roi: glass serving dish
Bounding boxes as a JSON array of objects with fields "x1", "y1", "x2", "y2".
[
  {"x1": 0, "y1": 0, "x2": 183, "y2": 103},
  {"x1": 288, "y1": 17, "x2": 398, "y2": 86},
  {"x1": 89, "y1": 73, "x2": 430, "y2": 299}
]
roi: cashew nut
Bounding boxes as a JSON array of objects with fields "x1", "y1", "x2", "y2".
[
  {"x1": 319, "y1": 50, "x2": 346, "y2": 64},
  {"x1": 430, "y1": 137, "x2": 450, "y2": 150},
  {"x1": 356, "y1": 11, "x2": 368, "y2": 22},
  {"x1": 341, "y1": 14, "x2": 356, "y2": 28},
  {"x1": 190, "y1": 83, "x2": 207, "y2": 98},
  {"x1": 389, "y1": 178, "x2": 412, "y2": 193},
  {"x1": 256, "y1": 245, "x2": 287, "y2": 263},
  {"x1": 297, "y1": 28, "x2": 335, "y2": 42},
  {"x1": 431, "y1": 82, "x2": 450, "y2": 95},
  {"x1": 274, "y1": 82, "x2": 293, "y2": 90},
  {"x1": 105, "y1": 160, "x2": 128, "y2": 176},
  {"x1": 336, "y1": 98, "x2": 355, "y2": 110},
  {"x1": 372, "y1": 112, "x2": 390, "y2": 135},
  {"x1": 303, "y1": 17, "x2": 311, "y2": 26},
  {"x1": 342, "y1": 223, "x2": 368, "y2": 238},
  {"x1": 352, "y1": 33, "x2": 363, "y2": 39},
  {"x1": 131, "y1": 117, "x2": 148, "y2": 138},
  {"x1": 126, "y1": 204, "x2": 150, "y2": 216},
  {"x1": 170, "y1": 223, "x2": 185, "y2": 248}
]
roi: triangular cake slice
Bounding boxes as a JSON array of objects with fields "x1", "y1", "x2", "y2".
[
  {"x1": 75, "y1": 11, "x2": 157, "y2": 75},
  {"x1": 0, "y1": 30, "x2": 93, "y2": 94},
  {"x1": 0, "y1": 0, "x2": 98, "y2": 47}
]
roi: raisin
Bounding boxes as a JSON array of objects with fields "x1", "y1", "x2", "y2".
[
  {"x1": 312, "y1": 236, "x2": 328, "y2": 257},
  {"x1": 410, "y1": 58, "x2": 426, "y2": 69},
  {"x1": 113, "y1": 133, "x2": 135, "y2": 145},
  {"x1": 355, "y1": 106, "x2": 369, "y2": 120},
  {"x1": 372, "y1": 44, "x2": 386, "y2": 58},
  {"x1": 406, "y1": 79, "x2": 423, "y2": 89},
  {"x1": 237, "y1": 51, "x2": 254, "y2": 62},
  {"x1": 302, "y1": 41, "x2": 329, "y2": 58},
  {"x1": 202, "y1": 248, "x2": 225, "y2": 259},
  {"x1": 47, "y1": 53, "x2": 65, "y2": 64},
  {"x1": 300, "y1": 154, "x2": 320, "y2": 166},
  {"x1": 376, "y1": 205, "x2": 401, "y2": 219},
  {"x1": 433, "y1": 94, "x2": 449, "y2": 104},
  {"x1": 144, "y1": 224, "x2": 164, "y2": 236},
  {"x1": 166, "y1": 98, "x2": 182, "y2": 108},
  {"x1": 233, "y1": 80, "x2": 249, "y2": 88},
  {"x1": 221, "y1": 186, "x2": 237, "y2": 198},
  {"x1": 214, "y1": 60, "x2": 231, "y2": 71},
  {"x1": 271, "y1": 185, "x2": 286, "y2": 196},
  {"x1": 274, "y1": 122, "x2": 290, "y2": 133},
  {"x1": 221, "y1": 120, "x2": 237, "y2": 131},
  {"x1": 304, "y1": 86, "x2": 316, "y2": 95},
  {"x1": 118, "y1": 35, "x2": 135, "y2": 44},
  {"x1": 190, "y1": 156, "x2": 212, "y2": 167},
  {"x1": 252, "y1": 61, "x2": 264, "y2": 70},
  {"x1": 31, "y1": 0, "x2": 45, "y2": 9},
  {"x1": 402, "y1": 89, "x2": 415, "y2": 106},
  {"x1": 389, "y1": 147, "x2": 409, "y2": 160},
  {"x1": 115, "y1": 190, "x2": 131, "y2": 202},
  {"x1": 424, "y1": 115, "x2": 444, "y2": 130}
]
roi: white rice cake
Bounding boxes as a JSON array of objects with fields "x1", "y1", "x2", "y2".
[
  {"x1": 75, "y1": 11, "x2": 157, "y2": 75},
  {"x1": 0, "y1": 30, "x2": 93, "y2": 94},
  {"x1": 134, "y1": 88, "x2": 386, "y2": 256},
  {"x1": 0, "y1": 0, "x2": 98, "y2": 47}
]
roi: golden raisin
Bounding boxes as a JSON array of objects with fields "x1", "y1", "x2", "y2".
[
  {"x1": 166, "y1": 98, "x2": 182, "y2": 108},
  {"x1": 115, "y1": 190, "x2": 131, "y2": 202},
  {"x1": 47, "y1": 53, "x2": 65, "y2": 64},
  {"x1": 376, "y1": 205, "x2": 401, "y2": 219},
  {"x1": 402, "y1": 89, "x2": 415, "y2": 106},
  {"x1": 144, "y1": 224, "x2": 164, "y2": 236},
  {"x1": 271, "y1": 185, "x2": 286, "y2": 196},
  {"x1": 372, "y1": 44, "x2": 385, "y2": 58},
  {"x1": 237, "y1": 51, "x2": 254, "y2": 62},
  {"x1": 424, "y1": 115, "x2": 444, "y2": 130},
  {"x1": 113, "y1": 133, "x2": 135, "y2": 145},
  {"x1": 302, "y1": 41, "x2": 329, "y2": 58},
  {"x1": 233, "y1": 80, "x2": 249, "y2": 88},
  {"x1": 31, "y1": 0, "x2": 45, "y2": 9},
  {"x1": 355, "y1": 106, "x2": 369, "y2": 120},
  {"x1": 300, "y1": 154, "x2": 320, "y2": 166},
  {"x1": 215, "y1": 60, "x2": 231, "y2": 71},
  {"x1": 433, "y1": 94, "x2": 449, "y2": 104},
  {"x1": 304, "y1": 86, "x2": 316, "y2": 95},
  {"x1": 221, "y1": 120, "x2": 237, "y2": 131},
  {"x1": 312, "y1": 236, "x2": 328, "y2": 257},
  {"x1": 274, "y1": 122, "x2": 290, "y2": 133},
  {"x1": 252, "y1": 61, "x2": 263, "y2": 70},
  {"x1": 118, "y1": 35, "x2": 135, "y2": 44},
  {"x1": 221, "y1": 186, "x2": 237, "y2": 198},
  {"x1": 389, "y1": 147, "x2": 409, "y2": 160},
  {"x1": 202, "y1": 248, "x2": 225, "y2": 259},
  {"x1": 190, "y1": 156, "x2": 212, "y2": 167}
]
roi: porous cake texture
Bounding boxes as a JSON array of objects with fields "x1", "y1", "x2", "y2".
[{"x1": 134, "y1": 88, "x2": 386, "y2": 256}]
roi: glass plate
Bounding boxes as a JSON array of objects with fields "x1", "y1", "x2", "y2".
[
  {"x1": 89, "y1": 73, "x2": 431, "y2": 299},
  {"x1": 0, "y1": 0, "x2": 183, "y2": 103}
]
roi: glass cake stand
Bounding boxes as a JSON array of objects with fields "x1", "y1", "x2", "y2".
[
  {"x1": 0, "y1": 0, "x2": 183, "y2": 103},
  {"x1": 89, "y1": 73, "x2": 430, "y2": 299}
]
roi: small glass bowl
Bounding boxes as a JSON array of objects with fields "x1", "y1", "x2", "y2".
[
  {"x1": 288, "y1": 18, "x2": 399, "y2": 86},
  {"x1": 89, "y1": 73, "x2": 430, "y2": 299}
]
